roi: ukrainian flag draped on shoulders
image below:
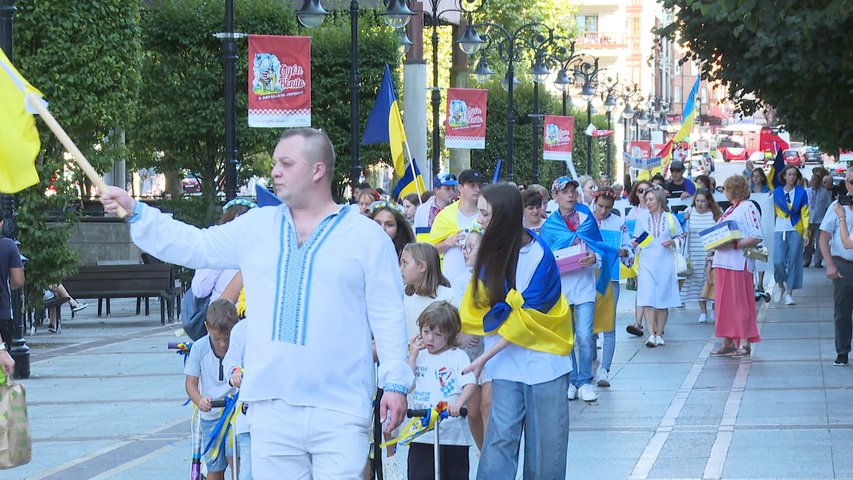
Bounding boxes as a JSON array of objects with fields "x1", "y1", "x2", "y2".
[
  {"x1": 428, "y1": 201, "x2": 461, "y2": 244},
  {"x1": 539, "y1": 203, "x2": 619, "y2": 294},
  {"x1": 773, "y1": 185, "x2": 809, "y2": 236},
  {"x1": 0, "y1": 49, "x2": 42, "y2": 193},
  {"x1": 460, "y1": 233, "x2": 573, "y2": 355}
]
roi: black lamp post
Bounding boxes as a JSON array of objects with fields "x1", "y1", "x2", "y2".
[
  {"x1": 457, "y1": 18, "x2": 554, "y2": 181},
  {"x1": 424, "y1": 0, "x2": 484, "y2": 181},
  {"x1": 552, "y1": 41, "x2": 582, "y2": 177},
  {"x1": 0, "y1": 0, "x2": 29, "y2": 379},
  {"x1": 598, "y1": 74, "x2": 621, "y2": 178},
  {"x1": 297, "y1": 0, "x2": 414, "y2": 197},
  {"x1": 572, "y1": 56, "x2": 600, "y2": 175},
  {"x1": 528, "y1": 45, "x2": 558, "y2": 185}
]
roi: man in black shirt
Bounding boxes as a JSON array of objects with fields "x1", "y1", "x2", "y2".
[
  {"x1": 664, "y1": 161, "x2": 697, "y2": 199},
  {"x1": 0, "y1": 219, "x2": 23, "y2": 378}
]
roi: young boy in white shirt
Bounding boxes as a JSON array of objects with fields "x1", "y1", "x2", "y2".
[
  {"x1": 407, "y1": 301, "x2": 476, "y2": 480},
  {"x1": 185, "y1": 299, "x2": 238, "y2": 480}
]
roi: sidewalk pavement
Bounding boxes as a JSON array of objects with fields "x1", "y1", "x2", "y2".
[{"x1": 11, "y1": 265, "x2": 853, "y2": 479}]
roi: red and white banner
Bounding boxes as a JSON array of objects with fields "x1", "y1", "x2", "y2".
[
  {"x1": 543, "y1": 115, "x2": 574, "y2": 161},
  {"x1": 248, "y1": 35, "x2": 311, "y2": 128},
  {"x1": 445, "y1": 88, "x2": 487, "y2": 149}
]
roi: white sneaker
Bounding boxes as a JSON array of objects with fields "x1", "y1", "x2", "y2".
[
  {"x1": 596, "y1": 367, "x2": 611, "y2": 387},
  {"x1": 784, "y1": 294, "x2": 796, "y2": 305},
  {"x1": 655, "y1": 335, "x2": 666, "y2": 346},
  {"x1": 578, "y1": 383, "x2": 598, "y2": 402},
  {"x1": 698, "y1": 313, "x2": 708, "y2": 323},
  {"x1": 382, "y1": 453, "x2": 403, "y2": 480},
  {"x1": 772, "y1": 286, "x2": 783, "y2": 303},
  {"x1": 567, "y1": 384, "x2": 578, "y2": 400},
  {"x1": 646, "y1": 336, "x2": 657, "y2": 348}
]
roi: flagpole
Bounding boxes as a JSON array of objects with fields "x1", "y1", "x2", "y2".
[
  {"x1": 402, "y1": 140, "x2": 422, "y2": 198},
  {"x1": 26, "y1": 93, "x2": 128, "y2": 218}
]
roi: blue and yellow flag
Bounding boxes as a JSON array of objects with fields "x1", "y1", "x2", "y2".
[
  {"x1": 768, "y1": 148, "x2": 786, "y2": 189},
  {"x1": 392, "y1": 159, "x2": 425, "y2": 199},
  {"x1": 0, "y1": 49, "x2": 42, "y2": 193},
  {"x1": 675, "y1": 75, "x2": 700, "y2": 143},
  {"x1": 459, "y1": 235, "x2": 573, "y2": 355},
  {"x1": 362, "y1": 64, "x2": 407, "y2": 177}
]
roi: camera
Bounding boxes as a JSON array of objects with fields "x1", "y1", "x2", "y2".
[{"x1": 840, "y1": 195, "x2": 852, "y2": 206}]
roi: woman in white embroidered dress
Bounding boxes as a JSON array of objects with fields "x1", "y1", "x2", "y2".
[
  {"x1": 625, "y1": 180, "x2": 652, "y2": 337},
  {"x1": 710, "y1": 175, "x2": 764, "y2": 356},
  {"x1": 632, "y1": 187, "x2": 684, "y2": 347}
]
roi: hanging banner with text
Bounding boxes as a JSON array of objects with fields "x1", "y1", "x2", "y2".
[
  {"x1": 543, "y1": 115, "x2": 575, "y2": 161},
  {"x1": 445, "y1": 88, "x2": 487, "y2": 149},
  {"x1": 248, "y1": 35, "x2": 311, "y2": 128}
]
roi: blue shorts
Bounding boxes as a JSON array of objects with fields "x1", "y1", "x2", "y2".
[{"x1": 200, "y1": 418, "x2": 234, "y2": 472}]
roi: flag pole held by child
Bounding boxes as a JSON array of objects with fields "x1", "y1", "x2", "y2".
[{"x1": 25, "y1": 93, "x2": 128, "y2": 218}]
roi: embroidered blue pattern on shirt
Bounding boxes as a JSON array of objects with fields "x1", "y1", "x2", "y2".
[{"x1": 271, "y1": 206, "x2": 350, "y2": 345}]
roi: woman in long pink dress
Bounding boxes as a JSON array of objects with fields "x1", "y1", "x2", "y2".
[{"x1": 710, "y1": 175, "x2": 765, "y2": 356}]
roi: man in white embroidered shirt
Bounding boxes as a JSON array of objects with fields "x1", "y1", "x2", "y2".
[{"x1": 101, "y1": 128, "x2": 413, "y2": 479}]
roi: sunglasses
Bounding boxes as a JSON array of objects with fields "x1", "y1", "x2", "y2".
[{"x1": 847, "y1": 179, "x2": 853, "y2": 186}]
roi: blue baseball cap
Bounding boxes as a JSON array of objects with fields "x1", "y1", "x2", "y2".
[{"x1": 434, "y1": 173, "x2": 459, "y2": 187}]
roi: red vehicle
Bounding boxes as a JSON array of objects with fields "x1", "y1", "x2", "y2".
[
  {"x1": 782, "y1": 149, "x2": 803, "y2": 167},
  {"x1": 716, "y1": 125, "x2": 789, "y2": 162}
]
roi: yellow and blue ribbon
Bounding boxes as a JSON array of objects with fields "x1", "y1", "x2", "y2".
[{"x1": 203, "y1": 393, "x2": 239, "y2": 461}]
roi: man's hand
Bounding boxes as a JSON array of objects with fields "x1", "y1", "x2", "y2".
[
  {"x1": 661, "y1": 239, "x2": 674, "y2": 248},
  {"x1": 100, "y1": 186, "x2": 136, "y2": 218},
  {"x1": 0, "y1": 350, "x2": 14, "y2": 380},
  {"x1": 827, "y1": 264, "x2": 844, "y2": 280},
  {"x1": 680, "y1": 192, "x2": 691, "y2": 199},
  {"x1": 380, "y1": 391, "x2": 407, "y2": 432},
  {"x1": 579, "y1": 252, "x2": 596, "y2": 267}
]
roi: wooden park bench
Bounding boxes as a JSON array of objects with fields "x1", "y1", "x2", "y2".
[{"x1": 62, "y1": 263, "x2": 178, "y2": 324}]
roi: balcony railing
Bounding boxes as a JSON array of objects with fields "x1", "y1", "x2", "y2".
[{"x1": 576, "y1": 31, "x2": 625, "y2": 49}]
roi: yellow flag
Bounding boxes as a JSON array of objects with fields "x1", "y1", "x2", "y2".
[{"x1": 0, "y1": 49, "x2": 41, "y2": 193}]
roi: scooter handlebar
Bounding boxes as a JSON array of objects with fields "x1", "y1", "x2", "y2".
[
  {"x1": 210, "y1": 399, "x2": 227, "y2": 409},
  {"x1": 406, "y1": 407, "x2": 467, "y2": 418}
]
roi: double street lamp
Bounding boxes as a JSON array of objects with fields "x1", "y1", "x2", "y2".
[
  {"x1": 571, "y1": 55, "x2": 601, "y2": 175},
  {"x1": 598, "y1": 74, "x2": 621, "y2": 177},
  {"x1": 297, "y1": 0, "x2": 414, "y2": 195},
  {"x1": 457, "y1": 18, "x2": 554, "y2": 181}
]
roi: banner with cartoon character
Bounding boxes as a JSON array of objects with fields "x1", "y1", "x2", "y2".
[
  {"x1": 542, "y1": 115, "x2": 574, "y2": 161},
  {"x1": 445, "y1": 88, "x2": 487, "y2": 149},
  {"x1": 248, "y1": 35, "x2": 311, "y2": 128}
]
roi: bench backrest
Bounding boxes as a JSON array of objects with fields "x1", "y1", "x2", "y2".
[{"x1": 64, "y1": 264, "x2": 173, "y2": 298}]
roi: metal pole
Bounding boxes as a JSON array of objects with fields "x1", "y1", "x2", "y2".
[
  {"x1": 0, "y1": 0, "x2": 29, "y2": 379},
  {"x1": 606, "y1": 110, "x2": 612, "y2": 177},
  {"x1": 506, "y1": 55, "x2": 515, "y2": 181},
  {"x1": 561, "y1": 90, "x2": 568, "y2": 176},
  {"x1": 586, "y1": 100, "x2": 592, "y2": 175},
  {"x1": 531, "y1": 80, "x2": 540, "y2": 184},
  {"x1": 430, "y1": 5, "x2": 441, "y2": 179},
  {"x1": 223, "y1": 0, "x2": 238, "y2": 201},
  {"x1": 350, "y1": 0, "x2": 361, "y2": 197}
]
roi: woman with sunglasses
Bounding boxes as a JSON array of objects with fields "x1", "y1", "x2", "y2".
[
  {"x1": 772, "y1": 166, "x2": 810, "y2": 305},
  {"x1": 625, "y1": 180, "x2": 652, "y2": 337}
]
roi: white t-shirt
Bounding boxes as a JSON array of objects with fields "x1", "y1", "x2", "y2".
[
  {"x1": 441, "y1": 209, "x2": 479, "y2": 282},
  {"x1": 185, "y1": 334, "x2": 236, "y2": 421},
  {"x1": 409, "y1": 347, "x2": 475, "y2": 446},
  {"x1": 404, "y1": 285, "x2": 455, "y2": 339}
]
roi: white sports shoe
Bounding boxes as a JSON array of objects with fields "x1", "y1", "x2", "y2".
[
  {"x1": 698, "y1": 313, "x2": 708, "y2": 324},
  {"x1": 646, "y1": 336, "x2": 657, "y2": 348},
  {"x1": 579, "y1": 383, "x2": 598, "y2": 402},
  {"x1": 655, "y1": 335, "x2": 666, "y2": 346},
  {"x1": 596, "y1": 367, "x2": 611, "y2": 387},
  {"x1": 567, "y1": 384, "x2": 578, "y2": 400},
  {"x1": 784, "y1": 294, "x2": 796, "y2": 305}
]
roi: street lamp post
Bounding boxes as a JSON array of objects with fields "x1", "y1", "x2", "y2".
[
  {"x1": 0, "y1": 0, "x2": 30, "y2": 379},
  {"x1": 529, "y1": 46, "x2": 557, "y2": 184},
  {"x1": 424, "y1": 0, "x2": 484, "y2": 181},
  {"x1": 598, "y1": 74, "x2": 621, "y2": 178},
  {"x1": 214, "y1": 0, "x2": 246, "y2": 202},
  {"x1": 552, "y1": 41, "x2": 582, "y2": 177},
  {"x1": 297, "y1": 0, "x2": 413, "y2": 197},
  {"x1": 572, "y1": 56, "x2": 601, "y2": 175},
  {"x1": 456, "y1": 18, "x2": 555, "y2": 181}
]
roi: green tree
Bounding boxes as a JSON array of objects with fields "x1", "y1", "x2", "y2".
[
  {"x1": 132, "y1": 1, "x2": 400, "y2": 219},
  {"x1": 13, "y1": 1, "x2": 143, "y2": 308},
  {"x1": 472, "y1": 79, "x2": 611, "y2": 186},
  {"x1": 658, "y1": 0, "x2": 853, "y2": 149}
]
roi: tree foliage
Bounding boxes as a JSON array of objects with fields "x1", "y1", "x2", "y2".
[
  {"x1": 471, "y1": 79, "x2": 613, "y2": 186},
  {"x1": 13, "y1": 1, "x2": 143, "y2": 308},
  {"x1": 658, "y1": 0, "x2": 853, "y2": 150}
]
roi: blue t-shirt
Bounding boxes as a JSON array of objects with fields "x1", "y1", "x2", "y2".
[{"x1": 0, "y1": 238, "x2": 23, "y2": 320}]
